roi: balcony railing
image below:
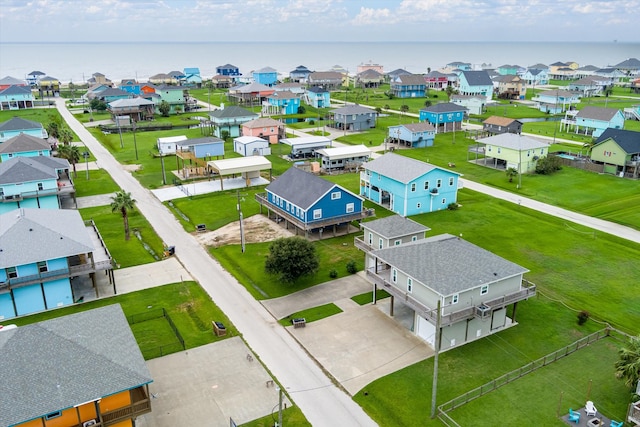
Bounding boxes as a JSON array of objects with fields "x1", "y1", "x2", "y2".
[
  {"x1": 101, "y1": 399, "x2": 151, "y2": 425},
  {"x1": 365, "y1": 268, "x2": 536, "y2": 327},
  {"x1": 2, "y1": 260, "x2": 113, "y2": 289},
  {"x1": 354, "y1": 235, "x2": 371, "y2": 252},
  {"x1": 629, "y1": 400, "x2": 640, "y2": 425}
]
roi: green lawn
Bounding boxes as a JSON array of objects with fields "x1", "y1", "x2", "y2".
[
  {"x1": 351, "y1": 289, "x2": 391, "y2": 305},
  {"x1": 9, "y1": 281, "x2": 237, "y2": 359},
  {"x1": 276, "y1": 303, "x2": 343, "y2": 326},
  {"x1": 240, "y1": 406, "x2": 311, "y2": 427},
  {"x1": 129, "y1": 316, "x2": 184, "y2": 359},
  {"x1": 72, "y1": 168, "x2": 120, "y2": 197},
  {"x1": 79, "y1": 205, "x2": 165, "y2": 268}
]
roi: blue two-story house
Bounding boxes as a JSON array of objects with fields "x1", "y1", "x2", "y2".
[
  {"x1": 253, "y1": 67, "x2": 278, "y2": 87},
  {"x1": 209, "y1": 105, "x2": 259, "y2": 138},
  {"x1": 264, "y1": 91, "x2": 300, "y2": 115},
  {"x1": 0, "y1": 85, "x2": 34, "y2": 111},
  {"x1": 0, "y1": 156, "x2": 74, "y2": 213},
  {"x1": 0, "y1": 117, "x2": 48, "y2": 142},
  {"x1": 255, "y1": 166, "x2": 373, "y2": 238},
  {"x1": 306, "y1": 86, "x2": 331, "y2": 108},
  {"x1": 289, "y1": 65, "x2": 312, "y2": 82},
  {"x1": 419, "y1": 102, "x2": 467, "y2": 133},
  {"x1": 388, "y1": 122, "x2": 436, "y2": 148},
  {"x1": 561, "y1": 107, "x2": 625, "y2": 138},
  {"x1": 0, "y1": 133, "x2": 51, "y2": 162},
  {"x1": 360, "y1": 152, "x2": 461, "y2": 217},
  {"x1": 531, "y1": 89, "x2": 581, "y2": 113},
  {"x1": 0, "y1": 208, "x2": 113, "y2": 319},
  {"x1": 184, "y1": 67, "x2": 202, "y2": 86},
  {"x1": 217, "y1": 64, "x2": 241, "y2": 77},
  {"x1": 119, "y1": 79, "x2": 141, "y2": 95},
  {"x1": 390, "y1": 74, "x2": 427, "y2": 98},
  {"x1": 458, "y1": 70, "x2": 493, "y2": 103}
]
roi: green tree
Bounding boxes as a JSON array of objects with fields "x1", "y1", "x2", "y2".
[
  {"x1": 535, "y1": 156, "x2": 562, "y2": 175},
  {"x1": 265, "y1": 237, "x2": 319, "y2": 283},
  {"x1": 615, "y1": 335, "x2": 640, "y2": 389},
  {"x1": 158, "y1": 100, "x2": 171, "y2": 117},
  {"x1": 58, "y1": 127, "x2": 74, "y2": 145},
  {"x1": 46, "y1": 114, "x2": 63, "y2": 139},
  {"x1": 297, "y1": 105, "x2": 306, "y2": 114},
  {"x1": 506, "y1": 167, "x2": 519, "y2": 183},
  {"x1": 110, "y1": 190, "x2": 137, "y2": 241},
  {"x1": 424, "y1": 100, "x2": 433, "y2": 108},
  {"x1": 57, "y1": 144, "x2": 81, "y2": 178},
  {"x1": 89, "y1": 98, "x2": 107, "y2": 111}
]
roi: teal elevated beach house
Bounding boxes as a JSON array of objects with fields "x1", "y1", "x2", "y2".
[
  {"x1": 419, "y1": 102, "x2": 467, "y2": 133},
  {"x1": 0, "y1": 133, "x2": 51, "y2": 162},
  {"x1": 0, "y1": 209, "x2": 114, "y2": 319},
  {"x1": 209, "y1": 105, "x2": 259, "y2": 138},
  {"x1": 360, "y1": 153, "x2": 461, "y2": 216},
  {"x1": 253, "y1": 66, "x2": 278, "y2": 86},
  {"x1": 0, "y1": 117, "x2": 47, "y2": 142},
  {"x1": 306, "y1": 86, "x2": 330, "y2": 108}
]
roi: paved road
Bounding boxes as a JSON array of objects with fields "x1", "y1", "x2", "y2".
[{"x1": 56, "y1": 99, "x2": 379, "y2": 427}]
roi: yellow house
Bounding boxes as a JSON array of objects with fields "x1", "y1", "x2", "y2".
[{"x1": 1, "y1": 304, "x2": 153, "y2": 427}]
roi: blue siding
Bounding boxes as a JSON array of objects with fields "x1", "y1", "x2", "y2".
[
  {"x1": 419, "y1": 110, "x2": 465, "y2": 124},
  {"x1": 48, "y1": 257, "x2": 69, "y2": 271},
  {"x1": 0, "y1": 293, "x2": 15, "y2": 319},
  {"x1": 193, "y1": 142, "x2": 224, "y2": 158},
  {"x1": 305, "y1": 187, "x2": 362, "y2": 223},
  {"x1": 43, "y1": 278, "x2": 73, "y2": 308},
  {"x1": 13, "y1": 284, "x2": 45, "y2": 315}
]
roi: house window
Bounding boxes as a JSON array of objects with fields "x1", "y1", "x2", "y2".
[
  {"x1": 346, "y1": 203, "x2": 354, "y2": 213},
  {"x1": 37, "y1": 261, "x2": 48, "y2": 273},
  {"x1": 7, "y1": 267, "x2": 17, "y2": 279},
  {"x1": 313, "y1": 209, "x2": 322, "y2": 219},
  {"x1": 378, "y1": 238, "x2": 384, "y2": 249},
  {"x1": 407, "y1": 278, "x2": 413, "y2": 293},
  {"x1": 417, "y1": 202, "x2": 421, "y2": 208},
  {"x1": 437, "y1": 179, "x2": 442, "y2": 188},
  {"x1": 45, "y1": 412, "x2": 62, "y2": 420},
  {"x1": 442, "y1": 198, "x2": 446, "y2": 204},
  {"x1": 497, "y1": 147, "x2": 501, "y2": 154},
  {"x1": 392, "y1": 268, "x2": 397, "y2": 283},
  {"x1": 452, "y1": 294, "x2": 459, "y2": 304},
  {"x1": 412, "y1": 236, "x2": 417, "y2": 241},
  {"x1": 424, "y1": 181, "x2": 429, "y2": 190},
  {"x1": 449, "y1": 177, "x2": 454, "y2": 186},
  {"x1": 394, "y1": 239, "x2": 401, "y2": 246},
  {"x1": 411, "y1": 183, "x2": 416, "y2": 192},
  {"x1": 368, "y1": 232, "x2": 373, "y2": 245},
  {"x1": 331, "y1": 191, "x2": 341, "y2": 200},
  {"x1": 481, "y1": 285, "x2": 489, "y2": 295},
  {"x1": 0, "y1": 188, "x2": 3, "y2": 197}
]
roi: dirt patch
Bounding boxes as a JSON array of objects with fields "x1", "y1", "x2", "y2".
[{"x1": 196, "y1": 214, "x2": 295, "y2": 247}]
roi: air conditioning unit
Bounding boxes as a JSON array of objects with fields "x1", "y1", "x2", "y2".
[
  {"x1": 475, "y1": 304, "x2": 491, "y2": 319},
  {"x1": 83, "y1": 420, "x2": 97, "y2": 427}
]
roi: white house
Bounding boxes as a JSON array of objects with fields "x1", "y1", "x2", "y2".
[
  {"x1": 234, "y1": 136, "x2": 271, "y2": 156},
  {"x1": 157, "y1": 135, "x2": 187, "y2": 155}
]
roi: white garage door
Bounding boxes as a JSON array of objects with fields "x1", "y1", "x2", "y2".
[{"x1": 416, "y1": 316, "x2": 436, "y2": 347}]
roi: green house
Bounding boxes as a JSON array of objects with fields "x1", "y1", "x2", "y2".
[{"x1": 590, "y1": 128, "x2": 640, "y2": 178}]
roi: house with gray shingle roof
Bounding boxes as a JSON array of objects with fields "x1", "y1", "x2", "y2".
[
  {"x1": 252, "y1": 66, "x2": 278, "y2": 87},
  {"x1": 475, "y1": 133, "x2": 548, "y2": 173},
  {"x1": 450, "y1": 94, "x2": 486, "y2": 115},
  {"x1": 209, "y1": 105, "x2": 259, "y2": 138},
  {"x1": 0, "y1": 304, "x2": 152, "y2": 426},
  {"x1": 364, "y1": 233, "x2": 534, "y2": 350},
  {"x1": 0, "y1": 84, "x2": 35, "y2": 111},
  {"x1": 331, "y1": 104, "x2": 377, "y2": 131},
  {"x1": 482, "y1": 116, "x2": 523, "y2": 135},
  {"x1": 0, "y1": 208, "x2": 113, "y2": 319},
  {"x1": 360, "y1": 152, "x2": 461, "y2": 216},
  {"x1": 0, "y1": 156, "x2": 73, "y2": 212},
  {"x1": 108, "y1": 96, "x2": 156, "y2": 121},
  {"x1": 307, "y1": 71, "x2": 344, "y2": 90},
  {"x1": 256, "y1": 166, "x2": 372, "y2": 238},
  {"x1": 419, "y1": 102, "x2": 467, "y2": 133},
  {"x1": 560, "y1": 106, "x2": 625, "y2": 138},
  {"x1": 390, "y1": 74, "x2": 427, "y2": 98},
  {"x1": 591, "y1": 128, "x2": 640, "y2": 178},
  {"x1": 613, "y1": 57, "x2": 640, "y2": 76},
  {"x1": 355, "y1": 214, "x2": 430, "y2": 253},
  {"x1": 387, "y1": 122, "x2": 435, "y2": 148},
  {"x1": 531, "y1": 89, "x2": 581, "y2": 113},
  {"x1": 0, "y1": 133, "x2": 51, "y2": 161},
  {"x1": 0, "y1": 117, "x2": 48, "y2": 142},
  {"x1": 457, "y1": 70, "x2": 494, "y2": 102}
]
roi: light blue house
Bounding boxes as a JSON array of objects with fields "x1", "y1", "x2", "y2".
[
  {"x1": 119, "y1": 79, "x2": 141, "y2": 95},
  {"x1": 256, "y1": 166, "x2": 372, "y2": 238},
  {"x1": 26, "y1": 71, "x2": 45, "y2": 87},
  {"x1": 446, "y1": 61, "x2": 472, "y2": 71},
  {"x1": 522, "y1": 68, "x2": 549, "y2": 86},
  {"x1": 0, "y1": 117, "x2": 48, "y2": 142},
  {"x1": 0, "y1": 133, "x2": 51, "y2": 162},
  {"x1": 176, "y1": 136, "x2": 225, "y2": 158},
  {"x1": 497, "y1": 64, "x2": 522, "y2": 75},
  {"x1": 289, "y1": 65, "x2": 312, "y2": 82},
  {"x1": 184, "y1": 67, "x2": 202, "y2": 86},
  {"x1": 264, "y1": 91, "x2": 300, "y2": 115},
  {"x1": 561, "y1": 107, "x2": 625, "y2": 138},
  {"x1": 306, "y1": 86, "x2": 331, "y2": 108},
  {"x1": 458, "y1": 70, "x2": 493, "y2": 103},
  {"x1": 0, "y1": 85, "x2": 34, "y2": 111},
  {"x1": 419, "y1": 102, "x2": 467, "y2": 133},
  {"x1": 390, "y1": 74, "x2": 427, "y2": 98},
  {"x1": 0, "y1": 208, "x2": 114, "y2": 319},
  {"x1": 253, "y1": 66, "x2": 278, "y2": 87},
  {"x1": 450, "y1": 94, "x2": 486, "y2": 115},
  {"x1": 209, "y1": 105, "x2": 259, "y2": 138},
  {"x1": 388, "y1": 122, "x2": 436, "y2": 148},
  {"x1": 531, "y1": 89, "x2": 581, "y2": 113},
  {"x1": 96, "y1": 87, "x2": 133, "y2": 103},
  {"x1": 0, "y1": 156, "x2": 73, "y2": 213},
  {"x1": 360, "y1": 152, "x2": 461, "y2": 217}
]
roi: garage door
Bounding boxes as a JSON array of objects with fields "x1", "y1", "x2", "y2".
[{"x1": 416, "y1": 316, "x2": 435, "y2": 347}]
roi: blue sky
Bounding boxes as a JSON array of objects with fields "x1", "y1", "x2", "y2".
[{"x1": 1, "y1": 0, "x2": 639, "y2": 43}]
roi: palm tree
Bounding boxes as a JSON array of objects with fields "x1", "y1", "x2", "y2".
[
  {"x1": 57, "y1": 144, "x2": 81, "y2": 178},
  {"x1": 58, "y1": 127, "x2": 74, "y2": 145},
  {"x1": 110, "y1": 190, "x2": 136, "y2": 241},
  {"x1": 506, "y1": 167, "x2": 519, "y2": 183},
  {"x1": 615, "y1": 335, "x2": 640, "y2": 389},
  {"x1": 399, "y1": 104, "x2": 409, "y2": 123}
]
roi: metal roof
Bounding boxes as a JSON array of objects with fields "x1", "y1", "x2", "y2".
[
  {"x1": 207, "y1": 155, "x2": 271, "y2": 175},
  {"x1": 361, "y1": 215, "x2": 430, "y2": 239},
  {"x1": 315, "y1": 144, "x2": 371, "y2": 160},
  {"x1": 477, "y1": 133, "x2": 547, "y2": 150}
]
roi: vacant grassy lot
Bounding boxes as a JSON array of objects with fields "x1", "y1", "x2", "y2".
[
  {"x1": 73, "y1": 168, "x2": 121, "y2": 197},
  {"x1": 129, "y1": 315, "x2": 183, "y2": 359},
  {"x1": 9, "y1": 281, "x2": 236, "y2": 359}
]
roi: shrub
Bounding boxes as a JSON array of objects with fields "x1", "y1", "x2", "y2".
[
  {"x1": 577, "y1": 310, "x2": 590, "y2": 325},
  {"x1": 346, "y1": 261, "x2": 357, "y2": 274},
  {"x1": 535, "y1": 155, "x2": 563, "y2": 175},
  {"x1": 329, "y1": 269, "x2": 338, "y2": 279},
  {"x1": 447, "y1": 202, "x2": 459, "y2": 210}
]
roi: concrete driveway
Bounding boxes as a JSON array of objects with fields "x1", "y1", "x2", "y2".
[{"x1": 137, "y1": 337, "x2": 290, "y2": 427}]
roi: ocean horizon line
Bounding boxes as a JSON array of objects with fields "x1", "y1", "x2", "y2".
[{"x1": 1, "y1": 40, "x2": 636, "y2": 45}]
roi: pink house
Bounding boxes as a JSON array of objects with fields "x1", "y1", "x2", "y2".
[{"x1": 242, "y1": 117, "x2": 284, "y2": 144}]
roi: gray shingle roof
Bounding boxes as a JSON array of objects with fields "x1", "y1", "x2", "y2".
[
  {"x1": 594, "y1": 128, "x2": 640, "y2": 153},
  {"x1": 0, "y1": 133, "x2": 49, "y2": 154},
  {"x1": 363, "y1": 152, "x2": 442, "y2": 184},
  {"x1": 308, "y1": 86, "x2": 329, "y2": 94},
  {"x1": 362, "y1": 215, "x2": 430, "y2": 239},
  {"x1": 0, "y1": 117, "x2": 43, "y2": 132},
  {"x1": 176, "y1": 136, "x2": 224, "y2": 147},
  {"x1": 97, "y1": 87, "x2": 131, "y2": 97},
  {"x1": 255, "y1": 66, "x2": 277, "y2": 73},
  {"x1": 210, "y1": 105, "x2": 258, "y2": 119},
  {"x1": 371, "y1": 234, "x2": 528, "y2": 296},
  {"x1": 243, "y1": 117, "x2": 282, "y2": 128},
  {"x1": 614, "y1": 57, "x2": 640, "y2": 69},
  {"x1": 331, "y1": 105, "x2": 375, "y2": 115},
  {"x1": 575, "y1": 106, "x2": 620, "y2": 121},
  {"x1": 420, "y1": 102, "x2": 467, "y2": 114},
  {"x1": 396, "y1": 74, "x2": 426, "y2": 85},
  {"x1": 0, "y1": 85, "x2": 32, "y2": 96},
  {"x1": 0, "y1": 208, "x2": 94, "y2": 268},
  {"x1": 0, "y1": 304, "x2": 152, "y2": 427},
  {"x1": 0, "y1": 156, "x2": 68, "y2": 184},
  {"x1": 266, "y1": 167, "x2": 337, "y2": 210},
  {"x1": 461, "y1": 70, "x2": 493, "y2": 86},
  {"x1": 401, "y1": 122, "x2": 435, "y2": 133}
]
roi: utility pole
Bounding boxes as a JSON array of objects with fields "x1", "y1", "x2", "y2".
[
  {"x1": 82, "y1": 151, "x2": 90, "y2": 180},
  {"x1": 237, "y1": 190, "x2": 245, "y2": 253},
  {"x1": 430, "y1": 299, "x2": 441, "y2": 419},
  {"x1": 276, "y1": 386, "x2": 284, "y2": 427},
  {"x1": 132, "y1": 120, "x2": 139, "y2": 160}
]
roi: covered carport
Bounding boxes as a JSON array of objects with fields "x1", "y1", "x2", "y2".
[{"x1": 206, "y1": 156, "x2": 272, "y2": 190}]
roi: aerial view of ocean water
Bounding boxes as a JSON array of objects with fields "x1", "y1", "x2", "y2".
[{"x1": 0, "y1": 40, "x2": 638, "y2": 83}]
